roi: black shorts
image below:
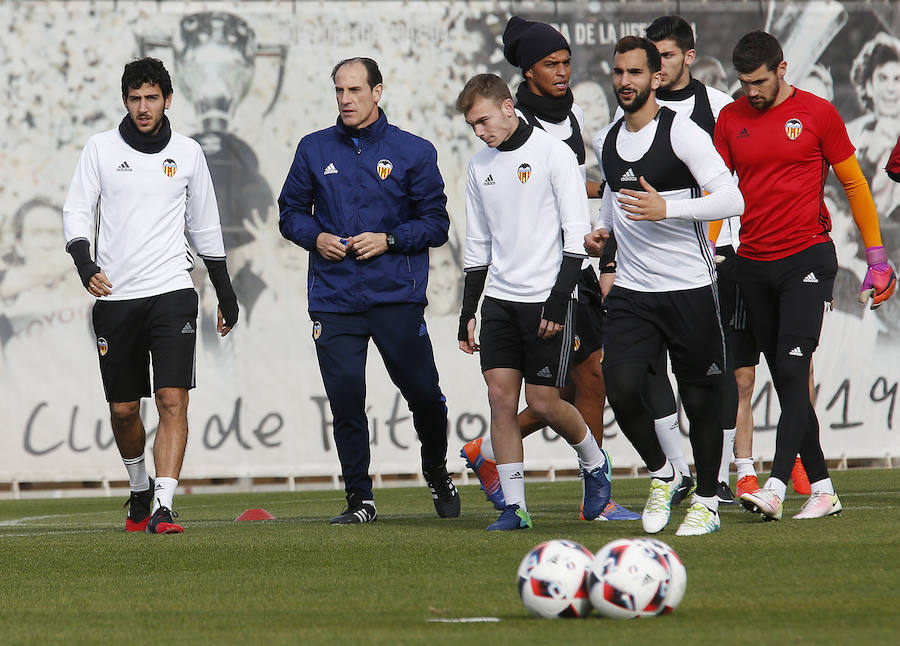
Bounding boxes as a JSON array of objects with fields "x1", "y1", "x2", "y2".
[
  {"x1": 736, "y1": 241, "x2": 837, "y2": 357},
  {"x1": 716, "y1": 246, "x2": 760, "y2": 368},
  {"x1": 603, "y1": 284, "x2": 725, "y2": 384},
  {"x1": 572, "y1": 267, "x2": 604, "y2": 365},
  {"x1": 92, "y1": 288, "x2": 199, "y2": 402},
  {"x1": 479, "y1": 296, "x2": 575, "y2": 387}
]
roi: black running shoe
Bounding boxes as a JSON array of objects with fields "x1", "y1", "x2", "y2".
[
  {"x1": 717, "y1": 481, "x2": 736, "y2": 504},
  {"x1": 424, "y1": 463, "x2": 461, "y2": 518},
  {"x1": 123, "y1": 478, "x2": 154, "y2": 532},
  {"x1": 670, "y1": 474, "x2": 696, "y2": 507},
  {"x1": 330, "y1": 490, "x2": 377, "y2": 524},
  {"x1": 146, "y1": 505, "x2": 183, "y2": 534}
]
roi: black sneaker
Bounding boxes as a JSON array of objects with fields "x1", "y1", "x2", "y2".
[
  {"x1": 670, "y1": 474, "x2": 695, "y2": 507},
  {"x1": 424, "y1": 463, "x2": 461, "y2": 518},
  {"x1": 717, "y1": 481, "x2": 736, "y2": 504},
  {"x1": 123, "y1": 478, "x2": 154, "y2": 532},
  {"x1": 146, "y1": 505, "x2": 183, "y2": 534},
  {"x1": 330, "y1": 490, "x2": 377, "y2": 524}
]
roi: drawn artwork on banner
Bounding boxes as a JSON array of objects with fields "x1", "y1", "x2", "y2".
[{"x1": 0, "y1": 1, "x2": 897, "y2": 484}]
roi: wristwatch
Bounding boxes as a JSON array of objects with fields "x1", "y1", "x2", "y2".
[{"x1": 386, "y1": 232, "x2": 396, "y2": 252}]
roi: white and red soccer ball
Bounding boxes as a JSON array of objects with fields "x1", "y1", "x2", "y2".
[{"x1": 517, "y1": 539, "x2": 594, "y2": 618}]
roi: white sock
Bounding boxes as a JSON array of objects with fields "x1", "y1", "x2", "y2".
[
  {"x1": 735, "y1": 457, "x2": 756, "y2": 480},
  {"x1": 654, "y1": 414, "x2": 690, "y2": 476},
  {"x1": 763, "y1": 476, "x2": 787, "y2": 500},
  {"x1": 810, "y1": 478, "x2": 834, "y2": 496},
  {"x1": 152, "y1": 477, "x2": 178, "y2": 514},
  {"x1": 692, "y1": 493, "x2": 718, "y2": 512},
  {"x1": 481, "y1": 435, "x2": 496, "y2": 461},
  {"x1": 718, "y1": 428, "x2": 736, "y2": 483},
  {"x1": 648, "y1": 460, "x2": 675, "y2": 481},
  {"x1": 122, "y1": 454, "x2": 150, "y2": 491},
  {"x1": 497, "y1": 462, "x2": 526, "y2": 510},
  {"x1": 571, "y1": 430, "x2": 605, "y2": 471}
]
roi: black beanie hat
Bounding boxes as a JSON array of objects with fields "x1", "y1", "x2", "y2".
[{"x1": 502, "y1": 16, "x2": 570, "y2": 73}]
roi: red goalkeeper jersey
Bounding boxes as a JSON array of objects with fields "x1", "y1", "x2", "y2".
[{"x1": 714, "y1": 87, "x2": 855, "y2": 261}]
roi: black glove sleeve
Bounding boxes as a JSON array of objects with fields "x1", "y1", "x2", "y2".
[
  {"x1": 202, "y1": 257, "x2": 239, "y2": 327},
  {"x1": 458, "y1": 267, "x2": 487, "y2": 341},
  {"x1": 599, "y1": 229, "x2": 617, "y2": 269},
  {"x1": 66, "y1": 238, "x2": 101, "y2": 288},
  {"x1": 542, "y1": 254, "x2": 584, "y2": 324}
]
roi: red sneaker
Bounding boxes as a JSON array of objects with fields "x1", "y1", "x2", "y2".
[
  {"x1": 736, "y1": 474, "x2": 759, "y2": 499},
  {"x1": 790, "y1": 456, "x2": 811, "y2": 495}
]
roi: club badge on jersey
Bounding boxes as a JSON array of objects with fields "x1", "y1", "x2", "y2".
[
  {"x1": 517, "y1": 163, "x2": 531, "y2": 184},
  {"x1": 97, "y1": 337, "x2": 109, "y2": 357},
  {"x1": 377, "y1": 159, "x2": 393, "y2": 179},
  {"x1": 312, "y1": 320, "x2": 323, "y2": 340},
  {"x1": 784, "y1": 119, "x2": 803, "y2": 141},
  {"x1": 163, "y1": 158, "x2": 178, "y2": 177}
]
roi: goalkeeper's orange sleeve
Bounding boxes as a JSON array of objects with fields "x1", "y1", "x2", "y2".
[
  {"x1": 708, "y1": 220, "x2": 723, "y2": 245},
  {"x1": 833, "y1": 154, "x2": 883, "y2": 249}
]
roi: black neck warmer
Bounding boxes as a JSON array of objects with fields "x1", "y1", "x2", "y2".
[
  {"x1": 515, "y1": 82, "x2": 574, "y2": 123},
  {"x1": 118, "y1": 115, "x2": 172, "y2": 154},
  {"x1": 497, "y1": 118, "x2": 533, "y2": 152}
]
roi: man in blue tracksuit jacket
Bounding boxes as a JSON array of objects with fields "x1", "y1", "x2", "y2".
[{"x1": 278, "y1": 57, "x2": 459, "y2": 524}]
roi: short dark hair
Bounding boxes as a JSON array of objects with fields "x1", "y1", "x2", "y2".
[
  {"x1": 615, "y1": 36, "x2": 662, "y2": 74},
  {"x1": 732, "y1": 30, "x2": 783, "y2": 74},
  {"x1": 646, "y1": 16, "x2": 695, "y2": 53},
  {"x1": 455, "y1": 74, "x2": 512, "y2": 114},
  {"x1": 331, "y1": 57, "x2": 383, "y2": 89},
  {"x1": 121, "y1": 57, "x2": 173, "y2": 98}
]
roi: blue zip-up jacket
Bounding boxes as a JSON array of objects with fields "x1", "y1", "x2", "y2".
[{"x1": 278, "y1": 109, "x2": 450, "y2": 313}]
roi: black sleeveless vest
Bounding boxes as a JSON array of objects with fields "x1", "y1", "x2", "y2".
[
  {"x1": 516, "y1": 104, "x2": 586, "y2": 165},
  {"x1": 657, "y1": 78, "x2": 715, "y2": 137},
  {"x1": 601, "y1": 107, "x2": 698, "y2": 194}
]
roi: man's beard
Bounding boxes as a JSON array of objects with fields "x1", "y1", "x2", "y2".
[{"x1": 617, "y1": 85, "x2": 652, "y2": 114}]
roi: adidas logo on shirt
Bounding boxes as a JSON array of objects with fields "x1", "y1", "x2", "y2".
[
  {"x1": 803, "y1": 272, "x2": 818, "y2": 283},
  {"x1": 737, "y1": 128, "x2": 750, "y2": 139},
  {"x1": 483, "y1": 174, "x2": 495, "y2": 186},
  {"x1": 116, "y1": 161, "x2": 132, "y2": 172},
  {"x1": 323, "y1": 163, "x2": 338, "y2": 175},
  {"x1": 789, "y1": 346, "x2": 804, "y2": 357},
  {"x1": 181, "y1": 322, "x2": 195, "y2": 334},
  {"x1": 536, "y1": 366, "x2": 552, "y2": 378},
  {"x1": 620, "y1": 167, "x2": 638, "y2": 182},
  {"x1": 706, "y1": 363, "x2": 723, "y2": 376}
]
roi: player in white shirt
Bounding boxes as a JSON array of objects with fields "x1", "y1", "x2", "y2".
[
  {"x1": 585, "y1": 37, "x2": 743, "y2": 536},
  {"x1": 63, "y1": 58, "x2": 238, "y2": 534},
  {"x1": 456, "y1": 73, "x2": 611, "y2": 530}
]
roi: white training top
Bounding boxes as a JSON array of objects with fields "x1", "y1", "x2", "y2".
[
  {"x1": 464, "y1": 127, "x2": 591, "y2": 302},
  {"x1": 63, "y1": 127, "x2": 225, "y2": 301},
  {"x1": 592, "y1": 113, "x2": 743, "y2": 292},
  {"x1": 614, "y1": 83, "x2": 740, "y2": 248}
]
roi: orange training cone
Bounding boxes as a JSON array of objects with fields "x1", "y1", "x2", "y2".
[{"x1": 235, "y1": 508, "x2": 275, "y2": 522}]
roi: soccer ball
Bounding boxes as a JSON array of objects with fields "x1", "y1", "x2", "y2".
[
  {"x1": 517, "y1": 539, "x2": 594, "y2": 618},
  {"x1": 638, "y1": 538, "x2": 686, "y2": 613},
  {"x1": 587, "y1": 538, "x2": 672, "y2": 619}
]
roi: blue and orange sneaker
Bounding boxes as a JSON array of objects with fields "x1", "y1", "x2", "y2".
[
  {"x1": 461, "y1": 438, "x2": 505, "y2": 510},
  {"x1": 580, "y1": 500, "x2": 642, "y2": 521},
  {"x1": 487, "y1": 504, "x2": 532, "y2": 531},
  {"x1": 580, "y1": 449, "x2": 612, "y2": 520},
  {"x1": 146, "y1": 505, "x2": 184, "y2": 534}
]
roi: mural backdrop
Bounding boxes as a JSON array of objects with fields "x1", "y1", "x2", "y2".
[{"x1": 1, "y1": 0, "x2": 898, "y2": 485}]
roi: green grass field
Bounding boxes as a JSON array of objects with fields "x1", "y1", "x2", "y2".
[{"x1": 1, "y1": 469, "x2": 898, "y2": 645}]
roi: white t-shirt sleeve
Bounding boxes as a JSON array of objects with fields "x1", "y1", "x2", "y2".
[
  {"x1": 549, "y1": 143, "x2": 591, "y2": 256},
  {"x1": 665, "y1": 170, "x2": 744, "y2": 221},
  {"x1": 706, "y1": 86, "x2": 734, "y2": 121},
  {"x1": 463, "y1": 161, "x2": 491, "y2": 269},
  {"x1": 62, "y1": 137, "x2": 101, "y2": 246},
  {"x1": 185, "y1": 143, "x2": 226, "y2": 259},
  {"x1": 596, "y1": 184, "x2": 615, "y2": 232}
]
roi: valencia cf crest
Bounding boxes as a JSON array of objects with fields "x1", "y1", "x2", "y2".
[
  {"x1": 312, "y1": 320, "x2": 322, "y2": 340},
  {"x1": 574, "y1": 335, "x2": 581, "y2": 352},
  {"x1": 784, "y1": 119, "x2": 803, "y2": 141},
  {"x1": 97, "y1": 337, "x2": 109, "y2": 357},
  {"x1": 517, "y1": 163, "x2": 532, "y2": 184},
  {"x1": 162, "y1": 158, "x2": 177, "y2": 177},
  {"x1": 376, "y1": 159, "x2": 393, "y2": 180}
]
